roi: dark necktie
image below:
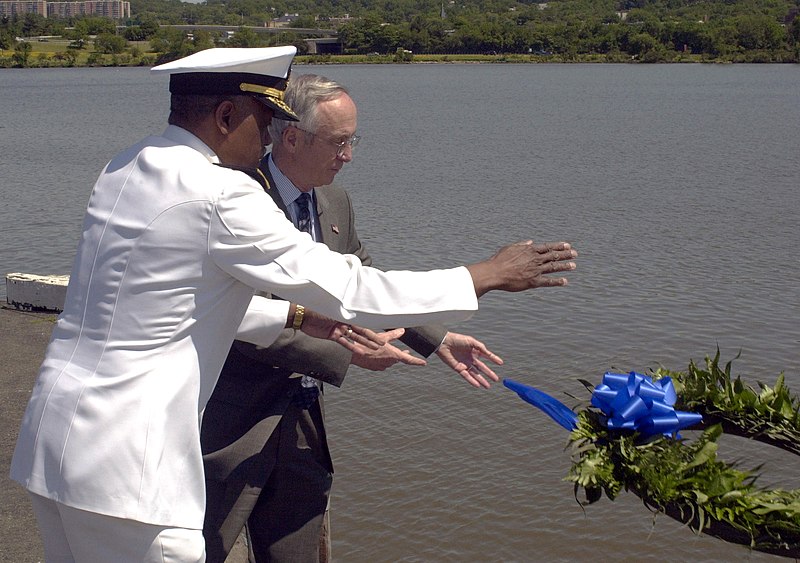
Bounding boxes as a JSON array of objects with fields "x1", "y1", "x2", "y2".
[
  {"x1": 295, "y1": 192, "x2": 312, "y2": 235},
  {"x1": 292, "y1": 192, "x2": 320, "y2": 409}
]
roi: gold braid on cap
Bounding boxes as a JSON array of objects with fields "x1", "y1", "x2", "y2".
[
  {"x1": 239, "y1": 82, "x2": 297, "y2": 118},
  {"x1": 269, "y1": 98, "x2": 296, "y2": 117},
  {"x1": 239, "y1": 83, "x2": 285, "y2": 99}
]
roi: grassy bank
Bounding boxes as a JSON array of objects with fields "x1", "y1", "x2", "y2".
[
  {"x1": 298, "y1": 52, "x2": 709, "y2": 64},
  {"x1": 1, "y1": 39, "x2": 157, "y2": 67},
  {"x1": 3, "y1": 38, "x2": 795, "y2": 67}
]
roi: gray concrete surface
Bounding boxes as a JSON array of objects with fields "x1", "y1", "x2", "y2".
[
  {"x1": 0, "y1": 305, "x2": 248, "y2": 562},
  {"x1": 1, "y1": 305, "x2": 53, "y2": 562}
]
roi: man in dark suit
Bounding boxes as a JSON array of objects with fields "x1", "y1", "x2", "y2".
[{"x1": 201, "y1": 74, "x2": 505, "y2": 563}]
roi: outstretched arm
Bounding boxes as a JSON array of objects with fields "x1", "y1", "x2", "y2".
[{"x1": 346, "y1": 329, "x2": 502, "y2": 389}]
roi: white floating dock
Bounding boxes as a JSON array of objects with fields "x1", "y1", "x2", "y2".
[{"x1": 6, "y1": 273, "x2": 69, "y2": 312}]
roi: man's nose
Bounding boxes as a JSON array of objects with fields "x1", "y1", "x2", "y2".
[{"x1": 337, "y1": 145, "x2": 353, "y2": 162}]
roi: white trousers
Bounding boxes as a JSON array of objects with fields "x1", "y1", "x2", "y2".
[{"x1": 29, "y1": 493, "x2": 205, "y2": 562}]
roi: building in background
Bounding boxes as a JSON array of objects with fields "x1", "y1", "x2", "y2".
[
  {"x1": 0, "y1": 0, "x2": 130, "y2": 20},
  {"x1": 0, "y1": 0, "x2": 47, "y2": 17}
]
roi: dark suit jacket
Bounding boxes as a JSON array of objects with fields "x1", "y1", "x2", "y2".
[{"x1": 201, "y1": 159, "x2": 448, "y2": 477}]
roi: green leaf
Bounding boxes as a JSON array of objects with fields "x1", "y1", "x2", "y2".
[{"x1": 564, "y1": 352, "x2": 800, "y2": 554}]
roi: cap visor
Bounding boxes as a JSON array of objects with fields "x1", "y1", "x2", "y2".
[{"x1": 255, "y1": 97, "x2": 299, "y2": 122}]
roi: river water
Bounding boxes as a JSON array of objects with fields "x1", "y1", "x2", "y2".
[{"x1": 1, "y1": 63, "x2": 799, "y2": 562}]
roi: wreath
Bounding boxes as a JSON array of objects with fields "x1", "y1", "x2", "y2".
[{"x1": 504, "y1": 350, "x2": 800, "y2": 558}]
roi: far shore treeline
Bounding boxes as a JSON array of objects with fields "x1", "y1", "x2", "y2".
[{"x1": 2, "y1": 0, "x2": 799, "y2": 67}]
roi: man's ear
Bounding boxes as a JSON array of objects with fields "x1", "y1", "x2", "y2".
[
  {"x1": 283, "y1": 125, "x2": 300, "y2": 154},
  {"x1": 214, "y1": 99, "x2": 237, "y2": 135}
]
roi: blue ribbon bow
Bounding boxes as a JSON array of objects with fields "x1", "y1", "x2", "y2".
[{"x1": 504, "y1": 371, "x2": 702, "y2": 438}]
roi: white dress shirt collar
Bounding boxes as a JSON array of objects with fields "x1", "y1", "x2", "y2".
[
  {"x1": 163, "y1": 125, "x2": 219, "y2": 163},
  {"x1": 267, "y1": 155, "x2": 317, "y2": 238},
  {"x1": 267, "y1": 153, "x2": 308, "y2": 208}
]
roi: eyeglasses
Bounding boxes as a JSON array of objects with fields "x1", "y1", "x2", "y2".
[{"x1": 293, "y1": 126, "x2": 361, "y2": 158}]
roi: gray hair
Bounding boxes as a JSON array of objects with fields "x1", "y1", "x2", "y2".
[{"x1": 268, "y1": 74, "x2": 350, "y2": 141}]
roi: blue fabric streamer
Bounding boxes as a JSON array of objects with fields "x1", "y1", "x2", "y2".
[
  {"x1": 503, "y1": 379, "x2": 578, "y2": 431},
  {"x1": 504, "y1": 371, "x2": 703, "y2": 439}
]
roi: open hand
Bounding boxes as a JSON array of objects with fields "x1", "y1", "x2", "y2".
[
  {"x1": 467, "y1": 240, "x2": 578, "y2": 296},
  {"x1": 349, "y1": 328, "x2": 428, "y2": 371},
  {"x1": 435, "y1": 331, "x2": 503, "y2": 388}
]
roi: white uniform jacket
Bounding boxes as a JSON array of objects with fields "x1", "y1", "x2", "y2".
[{"x1": 10, "y1": 125, "x2": 478, "y2": 529}]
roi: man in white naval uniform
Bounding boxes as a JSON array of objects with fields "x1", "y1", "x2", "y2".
[{"x1": 10, "y1": 46, "x2": 578, "y2": 561}]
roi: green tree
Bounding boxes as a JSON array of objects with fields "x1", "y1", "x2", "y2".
[
  {"x1": 124, "y1": 26, "x2": 148, "y2": 41},
  {"x1": 788, "y1": 16, "x2": 800, "y2": 48},
  {"x1": 12, "y1": 40, "x2": 32, "y2": 66},
  {"x1": 191, "y1": 29, "x2": 215, "y2": 51},
  {"x1": 21, "y1": 13, "x2": 48, "y2": 37},
  {"x1": 12, "y1": 0, "x2": 792, "y2": 61},
  {"x1": 139, "y1": 17, "x2": 161, "y2": 38},
  {"x1": 710, "y1": 24, "x2": 740, "y2": 56},
  {"x1": 372, "y1": 22, "x2": 401, "y2": 53},
  {"x1": 150, "y1": 27, "x2": 199, "y2": 61},
  {"x1": 66, "y1": 23, "x2": 90, "y2": 46},
  {"x1": 338, "y1": 14, "x2": 386, "y2": 53},
  {"x1": 404, "y1": 14, "x2": 449, "y2": 53},
  {"x1": 394, "y1": 46, "x2": 412, "y2": 61},
  {"x1": 667, "y1": 21, "x2": 714, "y2": 55},
  {"x1": 628, "y1": 31, "x2": 659, "y2": 56},
  {"x1": 580, "y1": 22, "x2": 624, "y2": 54},
  {"x1": 181, "y1": 5, "x2": 202, "y2": 25},
  {"x1": 734, "y1": 14, "x2": 785, "y2": 50},
  {"x1": 273, "y1": 31, "x2": 310, "y2": 53},
  {"x1": 289, "y1": 15, "x2": 317, "y2": 28},
  {"x1": 225, "y1": 27, "x2": 263, "y2": 47},
  {"x1": 74, "y1": 16, "x2": 117, "y2": 36},
  {"x1": 87, "y1": 51, "x2": 104, "y2": 66},
  {"x1": 0, "y1": 30, "x2": 12, "y2": 50},
  {"x1": 53, "y1": 49, "x2": 78, "y2": 66},
  {"x1": 95, "y1": 32, "x2": 128, "y2": 53}
]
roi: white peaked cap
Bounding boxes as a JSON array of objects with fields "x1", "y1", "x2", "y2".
[
  {"x1": 151, "y1": 46, "x2": 296, "y2": 77},
  {"x1": 151, "y1": 46, "x2": 299, "y2": 121}
]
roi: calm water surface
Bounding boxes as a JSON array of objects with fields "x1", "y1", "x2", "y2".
[{"x1": 1, "y1": 64, "x2": 798, "y2": 562}]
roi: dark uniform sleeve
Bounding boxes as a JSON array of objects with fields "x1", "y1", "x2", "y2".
[
  {"x1": 399, "y1": 325, "x2": 448, "y2": 358},
  {"x1": 234, "y1": 329, "x2": 352, "y2": 387}
]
